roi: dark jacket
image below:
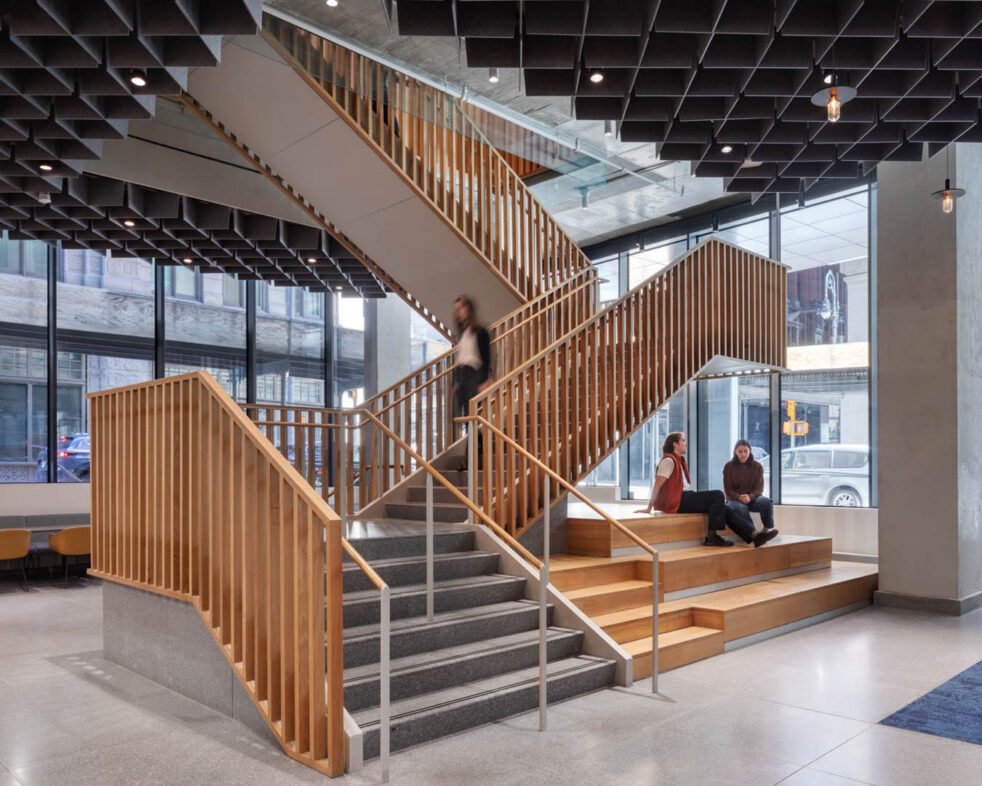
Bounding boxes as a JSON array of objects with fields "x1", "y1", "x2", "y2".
[{"x1": 723, "y1": 459, "x2": 764, "y2": 501}]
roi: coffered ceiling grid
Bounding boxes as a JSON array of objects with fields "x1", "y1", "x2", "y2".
[
  {"x1": 0, "y1": 174, "x2": 385, "y2": 295},
  {"x1": 395, "y1": 0, "x2": 982, "y2": 193}
]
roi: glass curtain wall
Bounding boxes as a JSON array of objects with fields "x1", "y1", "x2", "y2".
[
  {"x1": 581, "y1": 184, "x2": 874, "y2": 508},
  {"x1": 0, "y1": 234, "x2": 49, "y2": 482},
  {"x1": 165, "y1": 269, "x2": 247, "y2": 400},
  {"x1": 3, "y1": 243, "x2": 369, "y2": 483},
  {"x1": 56, "y1": 250, "x2": 155, "y2": 482}
]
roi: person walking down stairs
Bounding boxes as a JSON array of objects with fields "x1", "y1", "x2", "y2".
[
  {"x1": 453, "y1": 295, "x2": 492, "y2": 469},
  {"x1": 724, "y1": 439, "x2": 779, "y2": 548},
  {"x1": 635, "y1": 432, "x2": 734, "y2": 547}
]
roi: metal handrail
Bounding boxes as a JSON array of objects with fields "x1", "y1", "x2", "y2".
[
  {"x1": 460, "y1": 414, "x2": 659, "y2": 692},
  {"x1": 352, "y1": 409, "x2": 541, "y2": 567}
]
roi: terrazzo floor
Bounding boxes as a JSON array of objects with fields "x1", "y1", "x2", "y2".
[{"x1": 2, "y1": 577, "x2": 982, "y2": 785}]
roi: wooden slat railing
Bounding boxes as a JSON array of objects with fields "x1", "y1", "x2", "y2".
[
  {"x1": 262, "y1": 15, "x2": 593, "y2": 301},
  {"x1": 467, "y1": 238, "x2": 788, "y2": 537},
  {"x1": 244, "y1": 267, "x2": 598, "y2": 517},
  {"x1": 87, "y1": 372, "x2": 346, "y2": 777}
]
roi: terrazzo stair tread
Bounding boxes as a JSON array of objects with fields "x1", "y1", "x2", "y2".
[
  {"x1": 355, "y1": 655, "x2": 616, "y2": 758},
  {"x1": 657, "y1": 535, "x2": 833, "y2": 593},
  {"x1": 342, "y1": 574, "x2": 528, "y2": 627},
  {"x1": 385, "y1": 501, "x2": 470, "y2": 523},
  {"x1": 426, "y1": 470, "x2": 483, "y2": 486},
  {"x1": 343, "y1": 600, "x2": 552, "y2": 667},
  {"x1": 625, "y1": 626, "x2": 726, "y2": 675},
  {"x1": 406, "y1": 485, "x2": 482, "y2": 504},
  {"x1": 563, "y1": 579, "x2": 657, "y2": 616},
  {"x1": 342, "y1": 627, "x2": 584, "y2": 710},
  {"x1": 342, "y1": 530, "x2": 475, "y2": 561},
  {"x1": 342, "y1": 550, "x2": 499, "y2": 592}
]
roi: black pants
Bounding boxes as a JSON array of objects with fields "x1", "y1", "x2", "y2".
[
  {"x1": 455, "y1": 366, "x2": 484, "y2": 459},
  {"x1": 677, "y1": 490, "x2": 727, "y2": 533},
  {"x1": 727, "y1": 496, "x2": 774, "y2": 542}
]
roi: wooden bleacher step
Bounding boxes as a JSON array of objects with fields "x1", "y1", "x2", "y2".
[{"x1": 617, "y1": 562, "x2": 877, "y2": 679}]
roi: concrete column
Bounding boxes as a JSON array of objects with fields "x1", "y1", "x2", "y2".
[
  {"x1": 876, "y1": 144, "x2": 982, "y2": 614},
  {"x1": 840, "y1": 257, "x2": 869, "y2": 343},
  {"x1": 363, "y1": 296, "x2": 413, "y2": 397}
]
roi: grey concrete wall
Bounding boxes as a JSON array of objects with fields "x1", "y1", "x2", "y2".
[
  {"x1": 102, "y1": 581, "x2": 275, "y2": 744},
  {"x1": 877, "y1": 146, "x2": 982, "y2": 611},
  {"x1": 364, "y1": 296, "x2": 413, "y2": 397}
]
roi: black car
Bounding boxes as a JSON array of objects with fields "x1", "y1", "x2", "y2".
[{"x1": 36, "y1": 433, "x2": 90, "y2": 482}]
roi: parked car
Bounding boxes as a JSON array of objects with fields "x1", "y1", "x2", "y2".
[
  {"x1": 36, "y1": 433, "x2": 91, "y2": 482},
  {"x1": 760, "y1": 444, "x2": 869, "y2": 507}
]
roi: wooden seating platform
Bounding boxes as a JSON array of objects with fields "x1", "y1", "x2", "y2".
[
  {"x1": 567, "y1": 501, "x2": 725, "y2": 557},
  {"x1": 553, "y1": 507, "x2": 878, "y2": 678}
]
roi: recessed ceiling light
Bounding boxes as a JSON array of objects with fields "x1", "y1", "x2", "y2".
[
  {"x1": 326, "y1": 0, "x2": 338, "y2": 6},
  {"x1": 720, "y1": 144, "x2": 733, "y2": 154},
  {"x1": 123, "y1": 219, "x2": 136, "y2": 227},
  {"x1": 488, "y1": 67, "x2": 499, "y2": 84},
  {"x1": 589, "y1": 71, "x2": 604, "y2": 84},
  {"x1": 129, "y1": 69, "x2": 147, "y2": 88},
  {"x1": 39, "y1": 163, "x2": 53, "y2": 172},
  {"x1": 823, "y1": 73, "x2": 834, "y2": 85},
  {"x1": 335, "y1": 285, "x2": 343, "y2": 291},
  {"x1": 306, "y1": 257, "x2": 317, "y2": 263},
  {"x1": 182, "y1": 257, "x2": 192, "y2": 264}
]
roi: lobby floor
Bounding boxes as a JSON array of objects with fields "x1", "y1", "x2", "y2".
[{"x1": 2, "y1": 579, "x2": 981, "y2": 786}]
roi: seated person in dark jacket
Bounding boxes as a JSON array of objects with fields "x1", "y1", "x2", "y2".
[{"x1": 723, "y1": 439, "x2": 778, "y2": 548}]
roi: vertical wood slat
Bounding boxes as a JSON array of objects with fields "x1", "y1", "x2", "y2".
[
  {"x1": 86, "y1": 372, "x2": 340, "y2": 776},
  {"x1": 467, "y1": 239, "x2": 786, "y2": 537},
  {"x1": 261, "y1": 18, "x2": 591, "y2": 303}
]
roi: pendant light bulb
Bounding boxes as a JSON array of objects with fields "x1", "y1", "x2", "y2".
[
  {"x1": 488, "y1": 67, "x2": 499, "y2": 84},
  {"x1": 943, "y1": 192, "x2": 954, "y2": 214},
  {"x1": 827, "y1": 89, "x2": 841, "y2": 122}
]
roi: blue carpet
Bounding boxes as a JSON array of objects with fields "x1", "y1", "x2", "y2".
[{"x1": 881, "y1": 660, "x2": 982, "y2": 745}]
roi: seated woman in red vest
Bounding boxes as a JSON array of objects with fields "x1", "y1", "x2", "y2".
[
  {"x1": 634, "y1": 431, "x2": 734, "y2": 547},
  {"x1": 723, "y1": 439, "x2": 778, "y2": 548}
]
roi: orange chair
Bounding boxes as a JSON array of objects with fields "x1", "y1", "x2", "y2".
[
  {"x1": 0, "y1": 529, "x2": 31, "y2": 591},
  {"x1": 49, "y1": 526, "x2": 91, "y2": 588}
]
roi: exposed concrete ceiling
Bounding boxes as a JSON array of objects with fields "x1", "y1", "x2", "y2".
[{"x1": 266, "y1": 0, "x2": 730, "y2": 246}]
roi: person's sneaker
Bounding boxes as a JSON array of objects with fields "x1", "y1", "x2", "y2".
[
  {"x1": 703, "y1": 532, "x2": 734, "y2": 547},
  {"x1": 753, "y1": 528, "x2": 779, "y2": 548}
]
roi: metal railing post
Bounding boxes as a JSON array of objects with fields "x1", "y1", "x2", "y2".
[
  {"x1": 539, "y1": 478, "x2": 549, "y2": 732},
  {"x1": 380, "y1": 585, "x2": 391, "y2": 783},
  {"x1": 337, "y1": 426, "x2": 348, "y2": 537},
  {"x1": 426, "y1": 472, "x2": 434, "y2": 622},
  {"x1": 651, "y1": 550, "x2": 659, "y2": 693},
  {"x1": 467, "y1": 427, "x2": 476, "y2": 524}
]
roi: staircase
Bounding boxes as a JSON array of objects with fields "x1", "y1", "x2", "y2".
[
  {"x1": 184, "y1": 17, "x2": 594, "y2": 331},
  {"x1": 341, "y1": 526, "x2": 614, "y2": 758}
]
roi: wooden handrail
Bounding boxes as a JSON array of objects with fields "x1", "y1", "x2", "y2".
[
  {"x1": 87, "y1": 372, "x2": 345, "y2": 776},
  {"x1": 460, "y1": 415, "x2": 656, "y2": 557},
  {"x1": 262, "y1": 15, "x2": 593, "y2": 302},
  {"x1": 468, "y1": 238, "x2": 788, "y2": 536}
]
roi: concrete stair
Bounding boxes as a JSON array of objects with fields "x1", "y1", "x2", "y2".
[{"x1": 340, "y1": 526, "x2": 615, "y2": 758}]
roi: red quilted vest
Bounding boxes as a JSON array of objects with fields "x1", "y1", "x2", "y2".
[{"x1": 652, "y1": 452, "x2": 690, "y2": 513}]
